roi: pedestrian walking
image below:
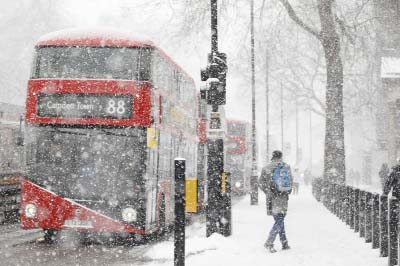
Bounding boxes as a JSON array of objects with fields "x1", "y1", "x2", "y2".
[
  {"x1": 379, "y1": 163, "x2": 390, "y2": 193},
  {"x1": 259, "y1": 150, "x2": 292, "y2": 253},
  {"x1": 383, "y1": 160, "x2": 400, "y2": 198}
]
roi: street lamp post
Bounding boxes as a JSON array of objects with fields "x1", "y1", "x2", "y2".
[
  {"x1": 281, "y1": 82, "x2": 284, "y2": 152},
  {"x1": 266, "y1": 51, "x2": 270, "y2": 165},
  {"x1": 250, "y1": 0, "x2": 258, "y2": 205}
]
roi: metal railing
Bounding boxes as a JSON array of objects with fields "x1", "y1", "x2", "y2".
[{"x1": 312, "y1": 178, "x2": 398, "y2": 265}]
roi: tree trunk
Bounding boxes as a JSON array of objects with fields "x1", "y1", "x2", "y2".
[{"x1": 318, "y1": 0, "x2": 345, "y2": 184}]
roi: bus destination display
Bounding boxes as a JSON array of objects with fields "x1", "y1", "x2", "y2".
[{"x1": 37, "y1": 93, "x2": 133, "y2": 119}]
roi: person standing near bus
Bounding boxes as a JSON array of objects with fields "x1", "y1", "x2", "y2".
[{"x1": 259, "y1": 150, "x2": 292, "y2": 253}]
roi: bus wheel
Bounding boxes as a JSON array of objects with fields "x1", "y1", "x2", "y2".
[
  {"x1": 4, "y1": 210, "x2": 20, "y2": 223},
  {"x1": 43, "y1": 229, "x2": 59, "y2": 243},
  {"x1": 78, "y1": 231, "x2": 91, "y2": 245},
  {"x1": 127, "y1": 233, "x2": 145, "y2": 246}
]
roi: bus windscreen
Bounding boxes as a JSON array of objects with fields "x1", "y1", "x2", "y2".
[{"x1": 31, "y1": 46, "x2": 150, "y2": 80}]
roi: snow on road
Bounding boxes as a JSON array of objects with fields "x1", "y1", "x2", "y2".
[{"x1": 138, "y1": 187, "x2": 386, "y2": 266}]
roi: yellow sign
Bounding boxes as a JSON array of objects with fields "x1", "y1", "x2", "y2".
[
  {"x1": 147, "y1": 128, "x2": 158, "y2": 149},
  {"x1": 185, "y1": 178, "x2": 197, "y2": 213}
]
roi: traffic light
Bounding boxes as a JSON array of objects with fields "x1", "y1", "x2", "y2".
[{"x1": 200, "y1": 52, "x2": 227, "y2": 106}]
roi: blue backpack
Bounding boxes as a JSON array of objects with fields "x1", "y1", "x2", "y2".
[{"x1": 272, "y1": 163, "x2": 292, "y2": 192}]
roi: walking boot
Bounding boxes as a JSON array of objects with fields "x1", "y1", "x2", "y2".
[
  {"x1": 282, "y1": 241, "x2": 291, "y2": 250},
  {"x1": 264, "y1": 242, "x2": 277, "y2": 253}
]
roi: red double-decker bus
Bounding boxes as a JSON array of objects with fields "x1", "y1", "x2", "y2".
[
  {"x1": 225, "y1": 119, "x2": 251, "y2": 195},
  {"x1": 21, "y1": 28, "x2": 199, "y2": 242}
]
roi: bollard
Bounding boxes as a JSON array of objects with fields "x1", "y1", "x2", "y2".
[
  {"x1": 174, "y1": 159, "x2": 186, "y2": 266},
  {"x1": 380, "y1": 194, "x2": 389, "y2": 257},
  {"x1": 334, "y1": 184, "x2": 339, "y2": 217},
  {"x1": 340, "y1": 185, "x2": 346, "y2": 222},
  {"x1": 349, "y1": 187, "x2": 355, "y2": 230},
  {"x1": 372, "y1": 193, "x2": 380, "y2": 249},
  {"x1": 323, "y1": 181, "x2": 327, "y2": 208},
  {"x1": 337, "y1": 184, "x2": 342, "y2": 218},
  {"x1": 325, "y1": 182, "x2": 331, "y2": 211},
  {"x1": 345, "y1": 186, "x2": 351, "y2": 226},
  {"x1": 388, "y1": 197, "x2": 399, "y2": 266},
  {"x1": 322, "y1": 180, "x2": 328, "y2": 208},
  {"x1": 365, "y1": 192, "x2": 372, "y2": 243},
  {"x1": 354, "y1": 189, "x2": 360, "y2": 233},
  {"x1": 341, "y1": 185, "x2": 347, "y2": 222},
  {"x1": 360, "y1": 191, "x2": 366, "y2": 238},
  {"x1": 331, "y1": 183, "x2": 336, "y2": 215},
  {"x1": 315, "y1": 179, "x2": 321, "y2": 202},
  {"x1": 336, "y1": 184, "x2": 340, "y2": 216}
]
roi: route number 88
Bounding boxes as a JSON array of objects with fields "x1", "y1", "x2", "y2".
[{"x1": 107, "y1": 99, "x2": 126, "y2": 114}]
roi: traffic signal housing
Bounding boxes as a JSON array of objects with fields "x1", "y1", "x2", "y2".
[{"x1": 200, "y1": 52, "x2": 227, "y2": 106}]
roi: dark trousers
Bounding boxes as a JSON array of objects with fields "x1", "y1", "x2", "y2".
[{"x1": 266, "y1": 213, "x2": 287, "y2": 245}]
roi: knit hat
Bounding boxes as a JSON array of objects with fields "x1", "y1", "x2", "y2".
[{"x1": 272, "y1": 150, "x2": 282, "y2": 160}]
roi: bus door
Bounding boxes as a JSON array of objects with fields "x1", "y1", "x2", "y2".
[{"x1": 145, "y1": 93, "x2": 160, "y2": 229}]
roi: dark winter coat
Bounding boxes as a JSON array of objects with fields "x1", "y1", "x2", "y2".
[
  {"x1": 383, "y1": 164, "x2": 400, "y2": 199},
  {"x1": 259, "y1": 159, "x2": 292, "y2": 215}
]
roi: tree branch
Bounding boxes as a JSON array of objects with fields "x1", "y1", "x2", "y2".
[
  {"x1": 278, "y1": 0, "x2": 322, "y2": 40},
  {"x1": 335, "y1": 14, "x2": 355, "y2": 45}
]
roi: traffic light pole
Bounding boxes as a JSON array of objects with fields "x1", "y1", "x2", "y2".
[
  {"x1": 211, "y1": 0, "x2": 218, "y2": 54},
  {"x1": 202, "y1": 0, "x2": 229, "y2": 237}
]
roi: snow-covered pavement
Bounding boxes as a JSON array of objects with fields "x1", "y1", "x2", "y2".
[{"x1": 139, "y1": 187, "x2": 387, "y2": 266}]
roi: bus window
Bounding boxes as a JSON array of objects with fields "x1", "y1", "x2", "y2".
[{"x1": 32, "y1": 46, "x2": 152, "y2": 81}]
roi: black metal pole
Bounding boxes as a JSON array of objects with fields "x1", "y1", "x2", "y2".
[
  {"x1": 203, "y1": 0, "x2": 228, "y2": 237},
  {"x1": 335, "y1": 184, "x2": 340, "y2": 216},
  {"x1": 354, "y1": 189, "x2": 360, "y2": 233},
  {"x1": 206, "y1": 139, "x2": 224, "y2": 237},
  {"x1": 345, "y1": 186, "x2": 351, "y2": 226},
  {"x1": 174, "y1": 159, "x2": 186, "y2": 266},
  {"x1": 211, "y1": 0, "x2": 218, "y2": 54},
  {"x1": 250, "y1": 0, "x2": 258, "y2": 205},
  {"x1": 365, "y1": 192, "x2": 372, "y2": 243},
  {"x1": 359, "y1": 191, "x2": 366, "y2": 238},
  {"x1": 330, "y1": 182, "x2": 334, "y2": 212},
  {"x1": 388, "y1": 197, "x2": 399, "y2": 266},
  {"x1": 265, "y1": 52, "x2": 269, "y2": 165},
  {"x1": 349, "y1": 187, "x2": 355, "y2": 229},
  {"x1": 380, "y1": 194, "x2": 389, "y2": 257},
  {"x1": 372, "y1": 193, "x2": 380, "y2": 249},
  {"x1": 323, "y1": 180, "x2": 329, "y2": 209},
  {"x1": 339, "y1": 185, "x2": 344, "y2": 220}
]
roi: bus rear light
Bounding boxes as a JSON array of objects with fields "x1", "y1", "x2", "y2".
[
  {"x1": 24, "y1": 203, "x2": 37, "y2": 218},
  {"x1": 121, "y1": 207, "x2": 137, "y2": 223}
]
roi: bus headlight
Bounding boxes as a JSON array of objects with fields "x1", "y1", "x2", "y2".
[
  {"x1": 122, "y1": 207, "x2": 137, "y2": 223},
  {"x1": 24, "y1": 203, "x2": 37, "y2": 218},
  {"x1": 235, "y1": 181, "x2": 241, "y2": 188}
]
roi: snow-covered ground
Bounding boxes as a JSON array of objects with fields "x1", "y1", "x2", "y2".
[{"x1": 137, "y1": 186, "x2": 386, "y2": 266}]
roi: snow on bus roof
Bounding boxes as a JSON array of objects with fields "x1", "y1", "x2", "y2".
[{"x1": 36, "y1": 27, "x2": 154, "y2": 47}]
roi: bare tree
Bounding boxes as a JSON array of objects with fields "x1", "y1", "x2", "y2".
[{"x1": 279, "y1": 0, "x2": 346, "y2": 183}]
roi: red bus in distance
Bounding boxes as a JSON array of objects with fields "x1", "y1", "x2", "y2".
[{"x1": 225, "y1": 119, "x2": 251, "y2": 195}]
